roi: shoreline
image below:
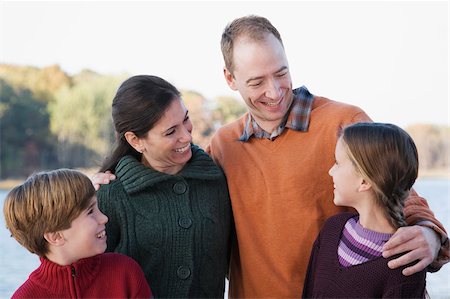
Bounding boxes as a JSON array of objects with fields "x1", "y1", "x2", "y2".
[
  {"x1": 1, "y1": 169, "x2": 448, "y2": 190},
  {"x1": 0, "y1": 179, "x2": 23, "y2": 190},
  {"x1": 418, "y1": 168, "x2": 450, "y2": 180},
  {"x1": 0, "y1": 168, "x2": 97, "y2": 190}
]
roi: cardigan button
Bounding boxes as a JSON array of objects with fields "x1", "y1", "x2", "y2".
[
  {"x1": 177, "y1": 266, "x2": 191, "y2": 279},
  {"x1": 178, "y1": 217, "x2": 193, "y2": 229},
  {"x1": 173, "y1": 181, "x2": 187, "y2": 194}
]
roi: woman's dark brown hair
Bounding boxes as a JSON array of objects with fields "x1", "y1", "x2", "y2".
[{"x1": 100, "y1": 75, "x2": 181, "y2": 172}]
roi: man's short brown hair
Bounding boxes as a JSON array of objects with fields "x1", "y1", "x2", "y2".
[{"x1": 221, "y1": 15, "x2": 283, "y2": 74}]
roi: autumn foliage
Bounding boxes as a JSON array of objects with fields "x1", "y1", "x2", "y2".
[{"x1": 0, "y1": 64, "x2": 447, "y2": 179}]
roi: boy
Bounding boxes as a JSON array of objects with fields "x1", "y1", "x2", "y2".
[{"x1": 3, "y1": 169, "x2": 152, "y2": 298}]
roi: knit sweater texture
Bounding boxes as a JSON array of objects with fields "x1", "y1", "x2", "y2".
[
  {"x1": 97, "y1": 145, "x2": 231, "y2": 298},
  {"x1": 338, "y1": 216, "x2": 391, "y2": 267},
  {"x1": 11, "y1": 253, "x2": 151, "y2": 298},
  {"x1": 207, "y1": 92, "x2": 447, "y2": 298},
  {"x1": 302, "y1": 212, "x2": 426, "y2": 298}
]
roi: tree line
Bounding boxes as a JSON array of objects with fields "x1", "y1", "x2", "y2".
[
  {"x1": 0, "y1": 64, "x2": 246, "y2": 179},
  {"x1": 0, "y1": 64, "x2": 447, "y2": 179}
]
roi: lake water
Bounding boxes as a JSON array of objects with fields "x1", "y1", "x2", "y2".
[{"x1": 0, "y1": 179, "x2": 449, "y2": 298}]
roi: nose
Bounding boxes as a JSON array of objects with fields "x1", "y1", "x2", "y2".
[
  {"x1": 328, "y1": 164, "x2": 335, "y2": 176},
  {"x1": 99, "y1": 211, "x2": 108, "y2": 224},
  {"x1": 265, "y1": 78, "x2": 281, "y2": 99},
  {"x1": 179, "y1": 125, "x2": 192, "y2": 143}
]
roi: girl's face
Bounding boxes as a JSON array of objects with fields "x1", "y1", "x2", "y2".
[
  {"x1": 328, "y1": 138, "x2": 365, "y2": 208},
  {"x1": 139, "y1": 98, "x2": 193, "y2": 175}
]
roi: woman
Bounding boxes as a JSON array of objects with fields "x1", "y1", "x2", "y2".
[{"x1": 96, "y1": 75, "x2": 231, "y2": 298}]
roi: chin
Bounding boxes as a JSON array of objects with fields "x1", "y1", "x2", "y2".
[
  {"x1": 265, "y1": 109, "x2": 287, "y2": 119},
  {"x1": 96, "y1": 247, "x2": 107, "y2": 255},
  {"x1": 333, "y1": 198, "x2": 342, "y2": 206},
  {"x1": 183, "y1": 150, "x2": 193, "y2": 161}
]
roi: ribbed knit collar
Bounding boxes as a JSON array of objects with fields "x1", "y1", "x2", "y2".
[
  {"x1": 30, "y1": 255, "x2": 100, "y2": 295},
  {"x1": 351, "y1": 216, "x2": 393, "y2": 244},
  {"x1": 116, "y1": 144, "x2": 223, "y2": 194}
]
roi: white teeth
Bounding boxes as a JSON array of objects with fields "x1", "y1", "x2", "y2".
[
  {"x1": 175, "y1": 144, "x2": 190, "y2": 153},
  {"x1": 263, "y1": 98, "x2": 282, "y2": 107},
  {"x1": 96, "y1": 230, "x2": 106, "y2": 238}
]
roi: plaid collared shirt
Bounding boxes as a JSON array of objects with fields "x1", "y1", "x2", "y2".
[{"x1": 238, "y1": 86, "x2": 314, "y2": 141}]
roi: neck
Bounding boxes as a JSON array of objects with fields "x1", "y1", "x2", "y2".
[
  {"x1": 45, "y1": 249, "x2": 76, "y2": 266},
  {"x1": 141, "y1": 155, "x2": 184, "y2": 175},
  {"x1": 256, "y1": 119, "x2": 282, "y2": 135},
  {"x1": 353, "y1": 195, "x2": 396, "y2": 234}
]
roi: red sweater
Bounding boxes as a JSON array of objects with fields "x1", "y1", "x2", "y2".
[{"x1": 12, "y1": 253, "x2": 152, "y2": 298}]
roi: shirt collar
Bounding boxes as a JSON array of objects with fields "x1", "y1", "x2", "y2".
[{"x1": 239, "y1": 86, "x2": 314, "y2": 141}]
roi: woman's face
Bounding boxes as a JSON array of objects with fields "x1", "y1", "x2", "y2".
[{"x1": 139, "y1": 98, "x2": 193, "y2": 174}]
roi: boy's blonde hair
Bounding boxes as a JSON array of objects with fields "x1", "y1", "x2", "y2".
[{"x1": 3, "y1": 169, "x2": 95, "y2": 256}]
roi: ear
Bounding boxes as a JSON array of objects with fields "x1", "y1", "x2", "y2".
[
  {"x1": 358, "y1": 178, "x2": 372, "y2": 192},
  {"x1": 124, "y1": 131, "x2": 143, "y2": 153},
  {"x1": 223, "y1": 67, "x2": 238, "y2": 90},
  {"x1": 44, "y1": 231, "x2": 65, "y2": 246}
]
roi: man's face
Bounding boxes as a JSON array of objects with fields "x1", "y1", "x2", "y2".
[{"x1": 224, "y1": 33, "x2": 293, "y2": 131}]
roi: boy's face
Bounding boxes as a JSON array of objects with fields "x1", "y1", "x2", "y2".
[{"x1": 59, "y1": 196, "x2": 108, "y2": 263}]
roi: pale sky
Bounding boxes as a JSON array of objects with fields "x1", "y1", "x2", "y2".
[{"x1": 1, "y1": 0, "x2": 448, "y2": 127}]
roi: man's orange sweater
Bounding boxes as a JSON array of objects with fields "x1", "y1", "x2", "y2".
[{"x1": 208, "y1": 96, "x2": 448, "y2": 298}]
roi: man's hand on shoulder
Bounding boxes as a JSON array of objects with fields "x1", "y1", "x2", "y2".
[{"x1": 382, "y1": 225, "x2": 440, "y2": 275}]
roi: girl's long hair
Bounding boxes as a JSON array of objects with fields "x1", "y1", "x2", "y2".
[{"x1": 341, "y1": 122, "x2": 419, "y2": 228}]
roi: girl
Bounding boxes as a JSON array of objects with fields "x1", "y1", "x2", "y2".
[{"x1": 302, "y1": 122, "x2": 426, "y2": 298}]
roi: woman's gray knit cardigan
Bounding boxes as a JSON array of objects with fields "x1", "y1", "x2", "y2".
[{"x1": 97, "y1": 145, "x2": 231, "y2": 298}]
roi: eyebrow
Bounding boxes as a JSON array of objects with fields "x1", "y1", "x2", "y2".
[
  {"x1": 245, "y1": 66, "x2": 288, "y2": 85},
  {"x1": 87, "y1": 200, "x2": 96, "y2": 211},
  {"x1": 162, "y1": 110, "x2": 189, "y2": 134},
  {"x1": 246, "y1": 75, "x2": 264, "y2": 85}
]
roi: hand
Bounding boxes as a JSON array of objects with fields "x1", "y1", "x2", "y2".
[
  {"x1": 91, "y1": 171, "x2": 116, "y2": 191},
  {"x1": 382, "y1": 225, "x2": 440, "y2": 276}
]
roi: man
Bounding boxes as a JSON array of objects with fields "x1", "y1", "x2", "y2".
[{"x1": 206, "y1": 15, "x2": 449, "y2": 297}]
